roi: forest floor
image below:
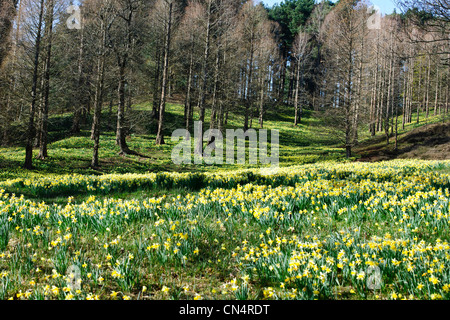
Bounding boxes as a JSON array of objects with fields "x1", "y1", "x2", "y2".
[{"x1": 0, "y1": 101, "x2": 447, "y2": 179}]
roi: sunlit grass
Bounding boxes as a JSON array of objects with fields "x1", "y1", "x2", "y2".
[{"x1": 0, "y1": 160, "x2": 449, "y2": 300}]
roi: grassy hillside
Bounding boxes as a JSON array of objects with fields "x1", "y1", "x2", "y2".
[{"x1": 0, "y1": 101, "x2": 447, "y2": 179}]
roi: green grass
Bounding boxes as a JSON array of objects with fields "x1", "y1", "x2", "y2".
[
  {"x1": 1, "y1": 100, "x2": 446, "y2": 179},
  {"x1": 0, "y1": 102, "x2": 332, "y2": 176},
  {"x1": 0, "y1": 160, "x2": 449, "y2": 300},
  {"x1": 0, "y1": 95, "x2": 449, "y2": 301}
]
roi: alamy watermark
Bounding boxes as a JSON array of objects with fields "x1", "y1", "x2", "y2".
[
  {"x1": 366, "y1": 265, "x2": 382, "y2": 290},
  {"x1": 66, "y1": 264, "x2": 81, "y2": 291},
  {"x1": 67, "y1": 5, "x2": 82, "y2": 30},
  {"x1": 171, "y1": 121, "x2": 279, "y2": 174},
  {"x1": 367, "y1": 5, "x2": 381, "y2": 30}
]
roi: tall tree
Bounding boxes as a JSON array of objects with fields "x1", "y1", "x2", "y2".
[
  {"x1": 110, "y1": 0, "x2": 143, "y2": 155},
  {"x1": 320, "y1": 0, "x2": 368, "y2": 158},
  {"x1": 88, "y1": 0, "x2": 115, "y2": 168},
  {"x1": 37, "y1": 0, "x2": 55, "y2": 160},
  {"x1": 292, "y1": 31, "x2": 309, "y2": 126},
  {"x1": 155, "y1": 0, "x2": 174, "y2": 145},
  {"x1": 235, "y1": 1, "x2": 275, "y2": 131},
  {"x1": 0, "y1": 0, "x2": 18, "y2": 68},
  {"x1": 24, "y1": 0, "x2": 45, "y2": 169}
]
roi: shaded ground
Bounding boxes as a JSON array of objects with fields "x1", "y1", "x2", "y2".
[{"x1": 355, "y1": 121, "x2": 450, "y2": 162}]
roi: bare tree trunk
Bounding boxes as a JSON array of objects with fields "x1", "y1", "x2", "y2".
[
  {"x1": 370, "y1": 51, "x2": 379, "y2": 136},
  {"x1": 394, "y1": 60, "x2": 401, "y2": 151},
  {"x1": 151, "y1": 44, "x2": 161, "y2": 119},
  {"x1": 385, "y1": 51, "x2": 393, "y2": 145},
  {"x1": 371, "y1": 31, "x2": 380, "y2": 135},
  {"x1": 402, "y1": 63, "x2": 407, "y2": 130},
  {"x1": 38, "y1": 0, "x2": 54, "y2": 160},
  {"x1": 194, "y1": 0, "x2": 212, "y2": 155},
  {"x1": 206, "y1": 48, "x2": 220, "y2": 145},
  {"x1": 278, "y1": 51, "x2": 287, "y2": 102},
  {"x1": 35, "y1": 72, "x2": 45, "y2": 148},
  {"x1": 406, "y1": 60, "x2": 411, "y2": 124},
  {"x1": 404, "y1": 56, "x2": 414, "y2": 128},
  {"x1": 244, "y1": 35, "x2": 254, "y2": 132},
  {"x1": 194, "y1": 0, "x2": 211, "y2": 154},
  {"x1": 116, "y1": 60, "x2": 130, "y2": 154},
  {"x1": 210, "y1": 49, "x2": 220, "y2": 131},
  {"x1": 71, "y1": 28, "x2": 84, "y2": 134},
  {"x1": 155, "y1": 1, "x2": 173, "y2": 146},
  {"x1": 345, "y1": 40, "x2": 353, "y2": 159},
  {"x1": 294, "y1": 58, "x2": 301, "y2": 126},
  {"x1": 91, "y1": 21, "x2": 107, "y2": 168},
  {"x1": 425, "y1": 55, "x2": 431, "y2": 119},
  {"x1": 377, "y1": 55, "x2": 386, "y2": 132},
  {"x1": 353, "y1": 37, "x2": 364, "y2": 146},
  {"x1": 395, "y1": 87, "x2": 399, "y2": 151},
  {"x1": 24, "y1": 0, "x2": 45, "y2": 170},
  {"x1": 376, "y1": 81, "x2": 382, "y2": 132},
  {"x1": 259, "y1": 67, "x2": 266, "y2": 129},
  {"x1": 198, "y1": 0, "x2": 211, "y2": 121},
  {"x1": 115, "y1": 3, "x2": 137, "y2": 155},
  {"x1": 218, "y1": 49, "x2": 227, "y2": 133},
  {"x1": 287, "y1": 64, "x2": 294, "y2": 105},
  {"x1": 434, "y1": 64, "x2": 439, "y2": 116},
  {"x1": 167, "y1": 66, "x2": 172, "y2": 98},
  {"x1": 417, "y1": 61, "x2": 422, "y2": 124},
  {"x1": 445, "y1": 61, "x2": 449, "y2": 116},
  {"x1": 184, "y1": 38, "x2": 194, "y2": 139},
  {"x1": 438, "y1": 76, "x2": 442, "y2": 116},
  {"x1": 390, "y1": 59, "x2": 395, "y2": 136}
]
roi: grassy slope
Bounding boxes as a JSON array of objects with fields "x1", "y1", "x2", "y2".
[
  {"x1": 355, "y1": 120, "x2": 450, "y2": 161},
  {"x1": 0, "y1": 101, "x2": 447, "y2": 179}
]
